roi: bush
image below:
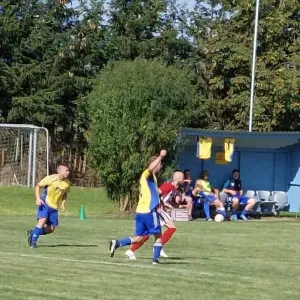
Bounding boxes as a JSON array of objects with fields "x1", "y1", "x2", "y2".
[{"x1": 87, "y1": 59, "x2": 200, "y2": 211}]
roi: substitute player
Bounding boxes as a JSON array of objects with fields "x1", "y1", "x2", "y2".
[
  {"x1": 27, "y1": 164, "x2": 71, "y2": 248},
  {"x1": 223, "y1": 169, "x2": 257, "y2": 221},
  {"x1": 192, "y1": 170, "x2": 226, "y2": 221},
  {"x1": 108, "y1": 150, "x2": 167, "y2": 264},
  {"x1": 124, "y1": 170, "x2": 183, "y2": 260}
]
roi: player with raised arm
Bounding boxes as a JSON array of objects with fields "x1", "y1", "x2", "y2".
[
  {"x1": 124, "y1": 171, "x2": 182, "y2": 260},
  {"x1": 108, "y1": 150, "x2": 167, "y2": 264}
]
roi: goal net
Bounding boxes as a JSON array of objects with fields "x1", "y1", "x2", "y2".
[{"x1": 0, "y1": 124, "x2": 49, "y2": 187}]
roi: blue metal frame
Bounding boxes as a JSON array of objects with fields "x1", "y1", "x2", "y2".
[
  {"x1": 211, "y1": 146, "x2": 287, "y2": 153},
  {"x1": 181, "y1": 128, "x2": 300, "y2": 140}
]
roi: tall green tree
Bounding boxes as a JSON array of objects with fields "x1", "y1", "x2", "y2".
[
  {"x1": 0, "y1": 0, "x2": 39, "y2": 122},
  {"x1": 0, "y1": 0, "x2": 107, "y2": 153},
  {"x1": 190, "y1": 0, "x2": 300, "y2": 131},
  {"x1": 107, "y1": 0, "x2": 192, "y2": 65},
  {"x1": 87, "y1": 59, "x2": 201, "y2": 210}
]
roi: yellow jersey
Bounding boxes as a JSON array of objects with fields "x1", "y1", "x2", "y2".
[
  {"x1": 136, "y1": 169, "x2": 160, "y2": 213},
  {"x1": 199, "y1": 179, "x2": 212, "y2": 195},
  {"x1": 224, "y1": 138, "x2": 235, "y2": 162},
  {"x1": 197, "y1": 137, "x2": 212, "y2": 159},
  {"x1": 38, "y1": 174, "x2": 71, "y2": 209}
]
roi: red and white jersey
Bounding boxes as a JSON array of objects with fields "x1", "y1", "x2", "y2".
[
  {"x1": 159, "y1": 182, "x2": 176, "y2": 206},
  {"x1": 159, "y1": 182, "x2": 175, "y2": 196}
]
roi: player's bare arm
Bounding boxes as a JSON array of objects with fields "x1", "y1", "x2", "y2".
[
  {"x1": 61, "y1": 193, "x2": 67, "y2": 212},
  {"x1": 223, "y1": 188, "x2": 237, "y2": 195},
  {"x1": 192, "y1": 180, "x2": 202, "y2": 196},
  {"x1": 147, "y1": 149, "x2": 167, "y2": 172},
  {"x1": 34, "y1": 184, "x2": 42, "y2": 206},
  {"x1": 211, "y1": 185, "x2": 219, "y2": 195},
  {"x1": 183, "y1": 179, "x2": 192, "y2": 183}
]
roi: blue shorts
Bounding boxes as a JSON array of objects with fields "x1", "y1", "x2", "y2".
[
  {"x1": 230, "y1": 195, "x2": 249, "y2": 205},
  {"x1": 36, "y1": 203, "x2": 58, "y2": 227},
  {"x1": 237, "y1": 196, "x2": 249, "y2": 205},
  {"x1": 135, "y1": 211, "x2": 161, "y2": 236}
]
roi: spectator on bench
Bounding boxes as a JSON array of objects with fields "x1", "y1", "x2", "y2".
[
  {"x1": 222, "y1": 169, "x2": 257, "y2": 221},
  {"x1": 160, "y1": 170, "x2": 193, "y2": 221},
  {"x1": 183, "y1": 169, "x2": 193, "y2": 197},
  {"x1": 192, "y1": 170, "x2": 226, "y2": 221},
  {"x1": 173, "y1": 185, "x2": 194, "y2": 221}
]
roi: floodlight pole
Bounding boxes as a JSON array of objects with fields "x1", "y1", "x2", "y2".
[{"x1": 249, "y1": 0, "x2": 260, "y2": 132}]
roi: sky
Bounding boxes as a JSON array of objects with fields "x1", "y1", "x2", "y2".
[{"x1": 71, "y1": 0, "x2": 195, "y2": 10}]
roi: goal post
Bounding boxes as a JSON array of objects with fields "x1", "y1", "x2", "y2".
[{"x1": 0, "y1": 124, "x2": 49, "y2": 188}]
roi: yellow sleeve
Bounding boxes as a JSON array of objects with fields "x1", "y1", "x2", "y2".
[
  {"x1": 38, "y1": 176, "x2": 54, "y2": 187},
  {"x1": 65, "y1": 180, "x2": 71, "y2": 193},
  {"x1": 142, "y1": 169, "x2": 151, "y2": 179}
]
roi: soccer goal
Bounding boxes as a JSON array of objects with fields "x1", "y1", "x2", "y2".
[{"x1": 0, "y1": 124, "x2": 49, "y2": 188}]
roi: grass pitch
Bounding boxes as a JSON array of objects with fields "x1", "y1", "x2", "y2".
[{"x1": 0, "y1": 187, "x2": 300, "y2": 300}]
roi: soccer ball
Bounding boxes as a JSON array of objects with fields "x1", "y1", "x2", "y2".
[{"x1": 214, "y1": 214, "x2": 224, "y2": 222}]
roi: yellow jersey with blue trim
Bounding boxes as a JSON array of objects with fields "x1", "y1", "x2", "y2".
[
  {"x1": 38, "y1": 174, "x2": 71, "y2": 210},
  {"x1": 136, "y1": 169, "x2": 160, "y2": 213},
  {"x1": 199, "y1": 179, "x2": 212, "y2": 195}
]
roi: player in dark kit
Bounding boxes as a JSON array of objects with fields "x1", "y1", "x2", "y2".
[{"x1": 223, "y1": 169, "x2": 257, "y2": 221}]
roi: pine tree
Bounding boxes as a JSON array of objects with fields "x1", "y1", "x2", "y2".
[
  {"x1": 0, "y1": 0, "x2": 107, "y2": 153},
  {"x1": 107, "y1": 0, "x2": 192, "y2": 64},
  {"x1": 0, "y1": 0, "x2": 40, "y2": 121}
]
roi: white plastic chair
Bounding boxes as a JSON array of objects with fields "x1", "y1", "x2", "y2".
[
  {"x1": 256, "y1": 190, "x2": 271, "y2": 201},
  {"x1": 274, "y1": 193, "x2": 288, "y2": 216},
  {"x1": 244, "y1": 190, "x2": 255, "y2": 198},
  {"x1": 270, "y1": 191, "x2": 286, "y2": 201},
  {"x1": 273, "y1": 191, "x2": 286, "y2": 194},
  {"x1": 219, "y1": 192, "x2": 228, "y2": 204},
  {"x1": 257, "y1": 190, "x2": 276, "y2": 215}
]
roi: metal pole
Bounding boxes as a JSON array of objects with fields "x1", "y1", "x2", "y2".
[
  {"x1": 32, "y1": 129, "x2": 38, "y2": 188},
  {"x1": 20, "y1": 134, "x2": 23, "y2": 171},
  {"x1": 42, "y1": 127, "x2": 50, "y2": 176},
  {"x1": 15, "y1": 133, "x2": 19, "y2": 161},
  {"x1": 249, "y1": 0, "x2": 260, "y2": 132},
  {"x1": 27, "y1": 131, "x2": 33, "y2": 188}
]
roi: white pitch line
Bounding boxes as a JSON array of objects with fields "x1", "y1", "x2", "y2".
[
  {"x1": 0, "y1": 251, "x2": 274, "y2": 284},
  {"x1": 0, "y1": 251, "x2": 214, "y2": 277}
]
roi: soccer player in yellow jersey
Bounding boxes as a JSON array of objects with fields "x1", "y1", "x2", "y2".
[
  {"x1": 27, "y1": 164, "x2": 71, "y2": 248},
  {"x1": 192, "y1": 170, "x2": 226, "y2": 221},
  {"x1": 109, "y1": 150, "x2": 167, "y2": 264}
]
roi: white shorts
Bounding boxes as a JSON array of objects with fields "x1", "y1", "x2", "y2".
[{"x1": 158, "y1": 209, "x2": 172, "y2": 226}]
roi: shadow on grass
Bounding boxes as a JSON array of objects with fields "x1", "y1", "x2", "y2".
[
  {"x1": 139, "y1": 256, "x2": 184, "y2": 260},
  {"x1": 138, "y1": 257, "x2": 188, "y2": 264},
  {"x1": 40, "y1": 244, "x2": 98, "y2": 248},
  {"x1": 159, "y1": 261, "x2": 188, "y2": 265},
  {"x1": 165, "y1": 256, "x2": 185, "y2": 260}
]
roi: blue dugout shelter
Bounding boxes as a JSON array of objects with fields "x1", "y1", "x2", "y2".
[{"x1": 178, "y1": 128, "x2": 300, "y2": 212}]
